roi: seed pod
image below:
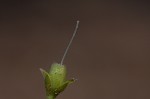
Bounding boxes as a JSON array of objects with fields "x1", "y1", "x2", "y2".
[
  {"x1": 40, "y1": 21, "x2": 79, "y2": 99},
  {"x1": 40, "y1": 63, "x2": 75, "y2": 98},
  {"x1": 49, "y1": 63, "x2": 66, "y2": 89}
]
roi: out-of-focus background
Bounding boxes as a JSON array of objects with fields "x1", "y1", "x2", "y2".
[{"x1": 0, "y1": 1, "x2": 150, "y2": 99}]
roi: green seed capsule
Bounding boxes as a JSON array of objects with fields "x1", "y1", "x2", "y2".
[
  {"x1": 40, "y1": 21, "x2": 79, "y2": 99},
  {"x1": 49, "y1": 63, "x2": 66, "y2": 89},
  {"x1": 40, "y1": 63, "x2": 75, "y2": 98}
]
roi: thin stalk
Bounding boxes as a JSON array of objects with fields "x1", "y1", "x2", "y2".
[
  {"x1": 60, "y1": 21, "x2": 80, "y2": 65},
  {"x1": 47, "y1": 95, "x2": 56, "y2": 99}
]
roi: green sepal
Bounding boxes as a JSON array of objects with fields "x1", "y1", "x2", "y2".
[
  {"x1": 40, "y1": 68, "x2": 52, "y2": 95},
  {"x1": 55, "y1": 78, "x2": 75, "y2": 95},
  {"x1": 40, "y1": 68, "x2": 50, "y2": 78}
]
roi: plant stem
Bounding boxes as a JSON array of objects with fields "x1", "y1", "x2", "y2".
[{"x1": 47, "y1": 95, "x2": 55, "y2": 99}]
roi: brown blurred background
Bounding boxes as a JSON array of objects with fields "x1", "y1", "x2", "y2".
[{"x1": 0, "y1": 1, "x2": 150, "y2": 99}]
